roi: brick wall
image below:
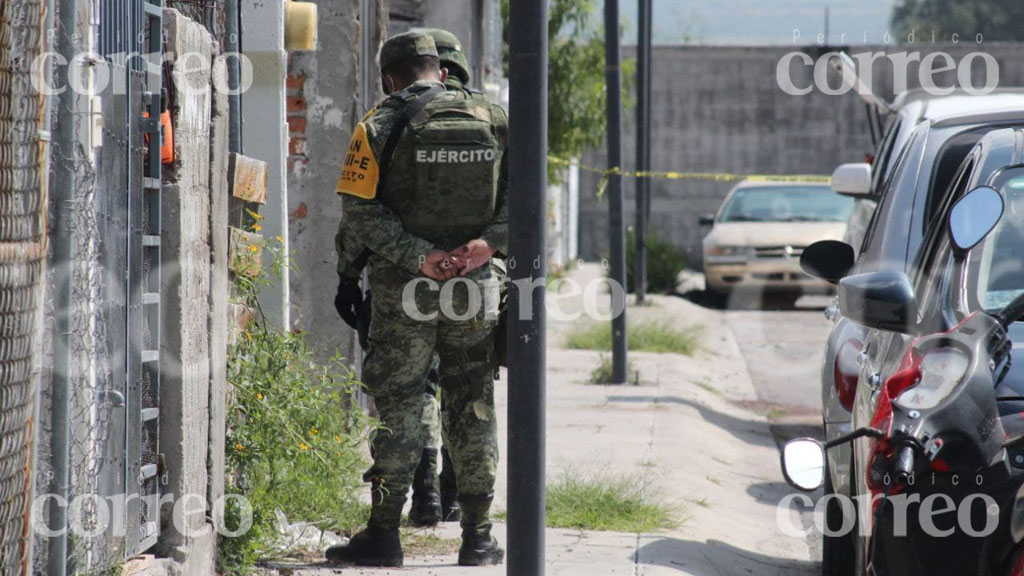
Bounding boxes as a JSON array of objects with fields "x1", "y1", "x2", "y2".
[{"x1": 286, "y1": 62, "x2": 309, "y2": 173}]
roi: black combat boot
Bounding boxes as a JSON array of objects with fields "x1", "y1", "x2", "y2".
[
  {"x1": 439, "y1": 446, "x2": 461, "y2": 522},
  {"x1": 408, "y1": 447, "x2": 442, "y2": 527},
  {"x1": 457, "y1": 494, "x2": 504, "y2": 566},
  {"x1": 326, "y1": 484, "x2": 404, "y2": 567}
]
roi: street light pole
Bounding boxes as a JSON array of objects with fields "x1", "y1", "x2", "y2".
[
  {"x1": 635, "y1": 0, "x2": 652, "y2": 305},
  {"x1": 606, "y1": 0, "x2": 628, "y2": 384},
  {"x1": 508, "y1": 0, "x2": 548, "y2": 574}
]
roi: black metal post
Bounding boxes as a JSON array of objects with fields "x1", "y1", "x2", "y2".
[
  {"x1": 634, "y1": 0, "x2": 652, "y2": 304},
  {"x1": 225, "y1": 0, "x2": 243, "y2": 153},
  {"x1": 508, "y1": 0, "x2": 548, "y2": 574},
  {"x1": 606, "y1": 0, "x2": 628, "y2": 384}
]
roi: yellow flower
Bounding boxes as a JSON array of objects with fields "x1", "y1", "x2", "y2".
[
  {"x1": 245, "y1": 331, "x2": 252, "y2": 341},
  {"x1": 235, "y1": 443, "x2": 244, "y2": 451},
  {"x1": 299, "y1": 443, "x2": 309, "y2": 451},
  {"x1": 256, "y1": 392, "x2": 263, "y2": 401},
  {"x1": 310, "y1": 427, "x2": 318, "y2": 436},
  {"x1": 248, "y1": 210, "x2": 265, "y2": 221},
  {"x1": 252, "y1": 223, "x2": 262, "y2": 232},
  {"x1": 275, "y1": 236, "x2": 284, "y2": 243},
  {"x1": 334, "y1": 435, "x2": 341, "y2": 443},
  {"x1": 248, "y1": 244, "x2": 259, "y2": 253}
]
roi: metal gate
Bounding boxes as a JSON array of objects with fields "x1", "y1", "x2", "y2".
[{"x1": 96, "y1": 0, "x2": 164, "y2": 559}]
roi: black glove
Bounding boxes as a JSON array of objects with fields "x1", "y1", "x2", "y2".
[{"x1": 334, "y1": 275, "x2": 364, "y2": 329}]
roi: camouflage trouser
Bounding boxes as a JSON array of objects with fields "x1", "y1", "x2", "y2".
[{"x1": 361, "y1": 263, "x2": 499, "y2": 529}]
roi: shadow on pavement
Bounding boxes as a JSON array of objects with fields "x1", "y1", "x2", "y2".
[
  {"x1": 636, "y1": 537, "x2": 818, "y2": 575},
  {"x1": 607, "y1": 395, "x2": 775, "y2": 448}
]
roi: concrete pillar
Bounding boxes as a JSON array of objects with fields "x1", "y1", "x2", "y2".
[
  {"x1": 207, "y1": 56, "x2": 230, "y2": 518},
  {"x1": 241, "y1": 0, "x2": 290, "y2": 327},
  {"x1": 158, "y1": 10, "x2": 216, "y2": 575}
]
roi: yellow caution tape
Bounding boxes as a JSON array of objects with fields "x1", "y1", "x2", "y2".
[{"x1": 547, "y1": 155, "x2": 832, "y2": 199}]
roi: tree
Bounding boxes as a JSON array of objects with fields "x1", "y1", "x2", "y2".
[
  {"x1": 891, "y1": 0, "x2": 1024, "y2": 41},
  {"x1": 502, "y1": 0, "x2": 634, "y2": 181}
]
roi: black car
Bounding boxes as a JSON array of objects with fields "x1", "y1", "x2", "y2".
[
  {"x1": 791, "y1": 128, "x2": 1024, "y2": 576},
  {"x1": 818, "y1": 103, "x2": 1024, "y2": 576}
]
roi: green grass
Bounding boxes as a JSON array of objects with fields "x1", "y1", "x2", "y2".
[
  {"x1": 566, "y1": 321, "x2": 702, "y2": 356},
  {"x1": 589, "y1": 354, "x2": 642, "y2": 384},
  {"x1": 694, "y1": 379, "x2": 719, "y2": 395},
  {"x1": 402, "y1": 530, "x2": 462, "y2": 555},
  {"x1": 545, "y1": 472, "x2": 676, "y2": 533}
]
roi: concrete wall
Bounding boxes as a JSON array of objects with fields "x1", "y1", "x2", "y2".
[
  {"x1": 285, "y1": 0, "x2": 366, "y2": 363},
  {"x1": 578, "y1": 43, "x2": 1024, "y2": 268},
  {"x1": 157, "y1": 10, "x2": 227, "y2": 575}
]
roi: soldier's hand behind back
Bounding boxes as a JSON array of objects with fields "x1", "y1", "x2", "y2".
[
  {"x1": 450, "y1": 239, "x2": 496, "y2": 276},
  {"x1": 421, "y1": 249, "x2": 457, "y2": 281}
]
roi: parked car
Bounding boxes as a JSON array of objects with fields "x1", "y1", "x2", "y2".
[
  {"x1": 700, "y1": 181, "x2": 853, "y2": 303},
  {"x1": 794, "y1": 128, "x2": 1024, "y2": 576},
  {"x1": 813, "y1": 95, "x2": 1024, "y2": 576}
]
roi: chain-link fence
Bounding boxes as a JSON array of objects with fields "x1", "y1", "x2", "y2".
[{"x1": 0, "y1": 0, "x2": 45, "y2": 574}]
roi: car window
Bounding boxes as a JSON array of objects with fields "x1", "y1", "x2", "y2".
[
  {"x1": 908, "y1": 124, "x2": 1024, "y2": 266},
  {"x1": 857, "y1": 127, "x2": 925, "y2": 270},
  {"x1": 914, "y1": 153, "x2": 977, "y2": 279},
  {"x1": 716, "y1": 186, "x2": 853, "y2": 223},
  {"x1": 964, "y1": 168, "x2": 1024, "y2": 313},
  {"x1": 872, "y1": 119, "x2": 903, "y2": 193}
]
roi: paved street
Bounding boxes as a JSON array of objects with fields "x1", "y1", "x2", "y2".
[
  {"x1": 279, "y1": 268, "x2": 832, "y2": 575},
  {"x1": 724, "y1": 303, "x2": 832, "y2": 441}
]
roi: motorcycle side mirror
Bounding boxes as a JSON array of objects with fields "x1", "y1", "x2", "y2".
[
  {"x1": 800, "y1": 240, "x2": 856, "y2": 285},
  {"x1": 949, "y1": 186, "x2": 1004, "y2": 252},
  {"x1": 780, "y1": 438, "x2": 825, "y2": 492}
]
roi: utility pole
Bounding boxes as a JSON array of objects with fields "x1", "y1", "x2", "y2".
[
  {"x1": 606, "y1": 0, "x2": 628, "y2": 384},
  {"x1": 508, "y1": 0, "x2": 548, "y2": 574},
  {"x1": 635, "y1": 0, "x2": 652, "y2": 304}
]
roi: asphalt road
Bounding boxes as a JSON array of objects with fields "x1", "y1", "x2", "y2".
[
  {"x1": 721, "y1": 297, "x2": 835, "y2": 570},
  {"x1": 722, "y1": 297, "x2": 833, "y2": 439}
]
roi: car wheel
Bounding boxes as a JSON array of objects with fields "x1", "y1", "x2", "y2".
[{"x1": 822, "y1": 456, "x2": 856, "y2": 576}]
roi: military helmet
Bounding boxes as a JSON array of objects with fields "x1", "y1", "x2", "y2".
[
  {"x1": 379, "y1": 31, "x2": 438, "y2": 73},
  {"x1": 423, "y1": 28, "x2": 471, "y2": 85}
]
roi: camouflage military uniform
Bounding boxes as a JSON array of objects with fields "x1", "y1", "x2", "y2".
[
  {"x1": 336, "y1": 72, "x2": 509, "y2": 539},
  {"x1": 334, "y1": 28, "x2": 503, "y2": 525}
]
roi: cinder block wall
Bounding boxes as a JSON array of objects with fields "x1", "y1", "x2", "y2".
[{"x1": 579, "y1": 43, "x2": 1024, "y2": 268}]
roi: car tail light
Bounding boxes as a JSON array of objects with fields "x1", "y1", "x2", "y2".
[
  {"x1": 833, "y1": 340, "x2": 862, "y2": 411},
  {"x1": 866, "y1": 346, "x2": 922, "y2": 498}
]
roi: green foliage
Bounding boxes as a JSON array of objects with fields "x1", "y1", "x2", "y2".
[
  {"x1": 546, "y1": 471, "x2": 676, "y2": 532},
  {"x1": 891, "y1": 0, "x2": 1024, "y2": 41},
  {"x1": 566, "y1": 321, "x2": 702, "y2": 356},
  {"x1": 217, "y1": 326, "x2": 375, "y2": 574},
  {"x1": 501, "y1": 0, "x2": 635, "y2": 182},
  {"x1": 589, "y1": 353, "x2": 640, "y2": 384},
  {"x1": 625, "y1": 228, "x2": 686, "y2": 294},
  {"x1": 218, "y1": 231, "x2": 375, "y2": 574}
]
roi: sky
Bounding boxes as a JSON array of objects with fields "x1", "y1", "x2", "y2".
[{"x1": 617, "y1": 0, "x2": 900, "y2": 46}]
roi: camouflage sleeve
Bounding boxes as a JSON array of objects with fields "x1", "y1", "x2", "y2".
[
  {"x1": 480, "y1": 148, "x2": 508, "y2": 256},
  {"x1": 337, "y1": 111, "x2": 435, "y2": 276},
  {"x1": 480, "y1": 105, "x2": 509, "y2": 256},
  {"x1": 335, "y1": 221, "x2": 369, "y2": 279}
]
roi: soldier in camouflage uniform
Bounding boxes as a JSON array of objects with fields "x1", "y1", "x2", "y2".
[
  {"x1": 327, "y1": 31, "x2": 507, "y2": 568},
  {"x1": 333, "y1": 28, "x2": 489, "y2": 530}
]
